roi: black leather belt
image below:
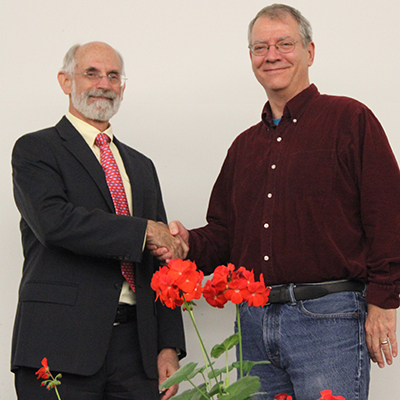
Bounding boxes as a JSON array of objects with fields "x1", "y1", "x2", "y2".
[
  {"x1": 115, "y1": 305, "x2": 137, "y2": 324},
  {"x1": 267, "y1": 280, "x2": 365, "y2": 304}
]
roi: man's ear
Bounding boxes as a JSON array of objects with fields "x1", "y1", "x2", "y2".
[
  {"x1": 307, "y1": 41, "x2": 315, "y2": 67},
  {"x1": 58, "y1": 71, "x2": 73, "y2": 95}
]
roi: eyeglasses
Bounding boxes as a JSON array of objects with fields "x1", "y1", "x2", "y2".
[
  {"x1": 78, "y1": 71, "x2": 127, "y2": 87},
  {"x1": 248, "y1": 39, "x2": 298, "y2": 56}
]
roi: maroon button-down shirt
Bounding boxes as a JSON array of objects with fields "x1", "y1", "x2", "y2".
[{"x1": 189, "y1": 84, "x2": 400, "y2": 308}]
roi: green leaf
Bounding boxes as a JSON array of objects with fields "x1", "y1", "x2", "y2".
[
  {"x1": 218, "y1": 375, "x2": 261, "y2": 399},
  {"x1": 232, "y1": 360, "x2": 270, "y2": 374},
  {"x1": 159, "y1": 362, "x2": 198, "y2": 391},
  {"x1": 172, "y1": 383, "x2": 208, "y2": 400},
  {"x1": 207, "y1": 365, "x2": 234, "y2": 379},
  {"x1": 208, "y1": 382, "x2": 225, "y2": 397},
  {"x1": 211, "y1": 333, "x2": 240, "y2": 359},
  {"x1": 187, "y1": 364, "x2": 210, "y2": 380}
]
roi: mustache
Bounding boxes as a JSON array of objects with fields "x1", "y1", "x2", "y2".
[{"x1": 85, "y1": 89, "x2": 117, "y2": 101}]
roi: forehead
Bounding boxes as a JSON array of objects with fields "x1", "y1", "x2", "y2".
[
  {"x1": 251, "y1": 14, "x2": 300, "y2": 41},
  {"x1": 74, "y1": 44, "x2": 122, "y2": 72}
]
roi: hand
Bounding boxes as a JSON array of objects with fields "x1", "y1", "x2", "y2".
[
  {"x1": 169, "y1": 220, "x2": 189, "y2": 244},
  {"x1": 365, "y1": 303, "x2": 398, "y2": 368},
  {"x1": 146, "y1": 220, "x2": 188, "y2": 263},
  {"x1": 148, "y1": 220, "x2": 189, "y2": 263},
  {"x1": 158, "y1": 348, "x2": 180, "y2": 400}
]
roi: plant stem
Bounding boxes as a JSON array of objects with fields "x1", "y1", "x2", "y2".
[
  {"x1": 236, "y1": 305, "x2": 243, "y2": 379},
  {"x1": 54, "y1": 387, "x2": 62, "y2": 400},
  {"x1": 187, "y1": 377, "x2": 212, "y2": 400},
  {"x1": 225, "y1": 347, "x2": 230, "y2": 388},
  {"x1": 185, "y1": 299, "x2": 223, "y2": 396}
]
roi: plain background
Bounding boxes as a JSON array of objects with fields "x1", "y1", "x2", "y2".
[{"x1": 1, "y1": 0, "x2": 399, "y2": 398}]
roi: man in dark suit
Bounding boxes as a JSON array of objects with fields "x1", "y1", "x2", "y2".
[{"x1": 11, "y1": 41, "x2": 186, "y2": 400}]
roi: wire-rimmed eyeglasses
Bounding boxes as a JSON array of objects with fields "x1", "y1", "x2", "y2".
[
  {"x1": 249, "y1": 39, "x2": 298, "y2": 56},
  {"x1": 77, "y1": 71, "x2": 127, "y2": 87}
]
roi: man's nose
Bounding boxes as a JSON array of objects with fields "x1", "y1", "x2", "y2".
[
  {"x1": 264, "y1": 45, "x2": 281, "y2": 61},
  {"x1": 96, "y1": 75, "x2": 112, "y2": 89}
]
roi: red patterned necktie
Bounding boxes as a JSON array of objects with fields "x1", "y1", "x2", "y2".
[{"x1": 95, "y1": 133, "x2": 135, "y2": 291}]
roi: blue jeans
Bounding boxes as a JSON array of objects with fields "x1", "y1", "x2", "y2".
[{"x1": 237, "y1": 291, "x2": 370, "y2": 400}]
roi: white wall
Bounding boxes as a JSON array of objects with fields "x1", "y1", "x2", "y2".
[{"x1": 1, "y1": 0, "x2": 399, "y2": 398}]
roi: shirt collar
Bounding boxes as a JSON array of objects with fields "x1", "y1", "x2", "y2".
[
  {"x1": 66, "y1": 112, "x2": 114, "y2": 147},
  {"x1": 262, "y1": 84, "x2": 320, "y2": 127}
]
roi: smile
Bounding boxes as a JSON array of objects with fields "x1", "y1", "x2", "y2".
[
  {"x1": 264, "y1": 67, "x2": 289, "y2": 73},
  {"x1": 89, "y1": 96, "x2": 113, "y2": 102}
]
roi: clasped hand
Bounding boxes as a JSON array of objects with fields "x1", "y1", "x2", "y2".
[{"x1": 146, "y1": 220, "x2": 188, "y2": 263}]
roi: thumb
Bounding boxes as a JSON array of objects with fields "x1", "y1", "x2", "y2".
[{"x1": 169, "y1": 220, "x2": 180, "y2": 236}]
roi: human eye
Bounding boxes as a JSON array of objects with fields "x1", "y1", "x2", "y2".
[
  {"x1": 85, "y1": 71, "x2": 98, "y2": 79},
  {"x1": 252, "y1": 43, "x2": 267, "y2": 54},
  {"x1": 278, "y1": 40, "x2": 294, "y2": 48},
  {"x1": 276, "y1": 39, "x2": 295, "y2": 53},
  {"x1": 108, "y1": 73, "x2": 120, "y2": 83}
]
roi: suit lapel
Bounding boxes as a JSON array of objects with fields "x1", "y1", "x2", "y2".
[
  {"x1": 55, "y1": 117, "x2": 115, "y2": 212},
  {"x1": 114, "y1": 137, "x2": 144, "y2": 218}
]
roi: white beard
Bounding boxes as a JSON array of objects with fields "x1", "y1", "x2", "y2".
[{"x1": 71, "y1": 82, "x2": 122, "y2": 122}]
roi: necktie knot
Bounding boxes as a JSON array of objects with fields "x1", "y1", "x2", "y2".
[{"x1": 95, "y1": 133, "x2": 111, "y2": 148}]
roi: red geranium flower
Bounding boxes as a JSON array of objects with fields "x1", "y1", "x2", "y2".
[
  {"x1": 201, "y1": 264, "x2": 270, "y2": 307},
  {"x1": 318, "y1": 389, "x2": 346, "y2": 400},
  {"x1": 203, "y1": 280, "x2": 228, "y2": 308},
  {"x1": 151, "y1": 266, "x2": 182, "y2": 309},
  {"x1": 35, "y1": 357, "x2": 50, "y2": 380},
  {"x1": 224, "y1": 276, "x2": 248, "y2": 304},
  {"x1": 151, "y1": 259, "x2": 203, "y2": 309},
  {"x1": 274, "y1": 393, "x2": 293, "y2": 400},
  {"x1": 244, "y1": 274, "x2": 271, "y2": 307}
]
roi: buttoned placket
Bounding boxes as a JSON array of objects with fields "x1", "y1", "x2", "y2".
[{"x1": 261, "y1": 117, "x2": 298, "y2": 272}]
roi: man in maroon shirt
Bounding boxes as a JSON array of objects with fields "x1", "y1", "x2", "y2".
[{"x1": 152, "y1": 4, "x2": 399, "y2": 399}]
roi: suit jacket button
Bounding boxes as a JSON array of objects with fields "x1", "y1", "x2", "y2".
[{"x1": 114, "y1": 283, "x2": 122, "y2": 290}]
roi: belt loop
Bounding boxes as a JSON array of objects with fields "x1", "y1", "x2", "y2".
[{"x1": 288, "y1": 283, "x2": 297, "y2": 304}]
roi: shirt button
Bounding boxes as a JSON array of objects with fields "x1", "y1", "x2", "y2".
[
  {"x1": 264, "y1": 255, "x2": 270, "y2": 261},
  {"x1": 264, "y1": 223, "x2": 269, "y2": 228},
  {"x1": 267, "y1": 193, "x2": 273, "y2": 198},
  {"x1": 271, "y1": 164, "x2": 276, "y2": 169},
  {"x1": 277, "y1": 137, "x2": 282, "y2": 142},
  {"x1": 293, "y1": 118, "x2": 297, "y2": 123}
]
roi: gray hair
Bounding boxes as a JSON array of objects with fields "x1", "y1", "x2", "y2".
[
  {"x1": 61, "y1": 43, "x2": 125, "y2": 75},
  {"x1": 248, "y1": 4, "x2": 313, "y2": 47}
]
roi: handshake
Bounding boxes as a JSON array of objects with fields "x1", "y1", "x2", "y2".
[{"x1": 146, "y1": 220, "x2": 189, "y2": 264}]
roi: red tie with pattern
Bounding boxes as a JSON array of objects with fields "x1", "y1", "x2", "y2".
[{"x1": 95, "y1": 133, "x2": 135, "y2": 291}]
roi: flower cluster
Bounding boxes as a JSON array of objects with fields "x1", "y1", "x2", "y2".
[
  {"x1": 151, "y1": 258, "x2": 204, "y2": 309},
  {"x1": 151, "y1": 259, "x2": 271, "y2": 311},
  {"x1": 203, "y1": 264, "x2": 271, "y2": 308},
  {"x1": 274, "y1": 389, "x2": 345, "y2": 400},
  {"x1": 36, "y1": 358, "x2": 62, "y2": 400}
]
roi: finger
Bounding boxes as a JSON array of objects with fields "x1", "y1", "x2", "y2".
[
  {"x1": 389, "y1": 333, "x2": 398, "y2": 358},
  {"x1": 169, "y1": 221, "x2": 180, "y2": 235},
  {"x1": 366, "y1": 333, "x2": 382, "y2": 366},
  {"x1": 159, "y1": 386, "x2": 173, "y2": 400},
  {"x1": 380, "y1": 339, "x2": 392, "y2": 366},
  {"x1": 150, "y1": 247, "x2": 169, "y2": 256}
]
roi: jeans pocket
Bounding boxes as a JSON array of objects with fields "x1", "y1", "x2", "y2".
[{"x1": 299, "y1": 291, "x2": 362, "y2": 319}]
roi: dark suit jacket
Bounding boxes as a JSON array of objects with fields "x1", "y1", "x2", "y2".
[{"x1": 11, "y1": 117, "x2": 185, "y2": 379}]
